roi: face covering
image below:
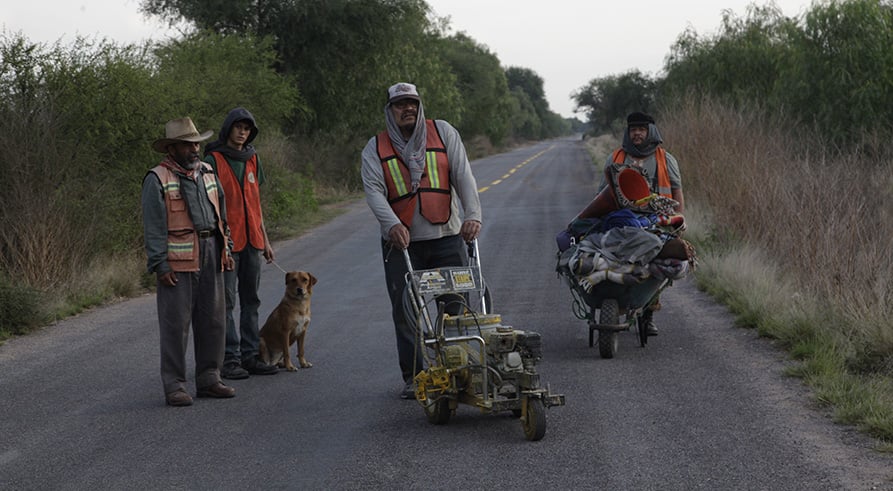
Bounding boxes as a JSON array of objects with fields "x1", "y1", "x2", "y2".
[
  {"x1": 384, "y1": 100, "x2": 427, "y2": 191},
  {"x1": 621, "y1": 123, "x2": 663, "y2": 158}
]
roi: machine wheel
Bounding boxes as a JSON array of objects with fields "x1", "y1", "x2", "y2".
[
  {"x1": 597, "y1": 299, "x2": 619, "y2": 359},
  {"x1": 424, "y1": 396, "x2": 451, "y2": 425},
  {"x1": 521, "y1": 398, "x2": 547, "y2": 441}
]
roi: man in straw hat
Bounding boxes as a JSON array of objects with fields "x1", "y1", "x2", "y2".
[
  {"x1": 141, "y1": 117, "x2": 237, "y2": 407},
  {"x1": 361, "y1": 82, "x2": 482, "y2": 399}
]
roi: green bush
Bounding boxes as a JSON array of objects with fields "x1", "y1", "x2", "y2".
[
  {"x1": 0, "y1": 277, "x2": 45, "y2": 338},
  {"x1": 262, "y1": 166, "x2": 318, "y2": 238},
  {"x1": 660, "y1": 0, "x2": 893, "y2": 149}
]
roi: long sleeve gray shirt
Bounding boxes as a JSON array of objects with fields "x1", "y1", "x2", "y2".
[
  {"x1": 141, "y1": 162, "x2": 228, "y2": 274},
  {"x1": 361, "y1": 119, "x2": 482, "y2": 241}
]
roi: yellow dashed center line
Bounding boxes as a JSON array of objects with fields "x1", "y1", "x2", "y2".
[{"x1": 478, "y1": 145, "x2": 554, "y2": 193}]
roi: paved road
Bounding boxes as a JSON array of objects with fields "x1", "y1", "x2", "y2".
[{"x1": 1, "y1": 137, "x2": 890, "y2": 490}]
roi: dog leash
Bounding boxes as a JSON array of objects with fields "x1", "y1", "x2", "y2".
[{"x1": 270, "y1": 260, "x2": 289, "y2": 274}]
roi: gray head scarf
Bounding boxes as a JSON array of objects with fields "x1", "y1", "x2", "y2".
[
  {"x1": 621, "y1": 123, "x2": 663, "y2": 158},
  {"x1": 385, "y1": 100, "x2": 427, "y2": 192}
]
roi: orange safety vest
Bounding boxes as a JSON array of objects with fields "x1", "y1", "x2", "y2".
[
  {"x1": 376, "y1": 120, "x2": 451, "y2": 228},
  {"x1": 210, "y1": 152, "x2": 265, "y2": 252},
  {"x1": 612, "y1": 147, "x2": 673, "y2": 198},
  {"x1": 150, "y1": 161, "x2": 228, "y2": 272}
]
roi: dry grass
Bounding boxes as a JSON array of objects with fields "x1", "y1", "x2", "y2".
[
  {"x1": 582, "y1": 133, "x2": 621, "y2": 165},
  {"x1": 656, "y1": 97, "x2": 893, "y2": 443},
  {"x1": 0, "y1": 105, "x2": 93, "y2": 290},
  {"x1": 663, "y1": 98, "x2": 893, "y2": 344}
]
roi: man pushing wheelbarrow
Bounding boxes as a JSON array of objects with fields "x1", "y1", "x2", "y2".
[{"x1": 556, "y1": 112, "x2": 696, "y2": 358}]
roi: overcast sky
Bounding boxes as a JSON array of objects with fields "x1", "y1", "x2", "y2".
[{"x1": 3, "y1": 0, "x2": 811, "y2": 118}]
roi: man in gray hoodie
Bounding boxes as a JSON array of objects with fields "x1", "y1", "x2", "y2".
[{"x1": 204, "y1": 107, "x2": 278, "y2": 379}]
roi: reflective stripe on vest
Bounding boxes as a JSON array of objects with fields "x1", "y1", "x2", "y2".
[
  {"x1": 150, "y1": 161, "x2": 227, "y2": 272},
  {"x1": 210, "y1": 152, "x2": 265, "y2": 252},
  {"x1": 612, "y1": 147, "x2": 672, "y2": 198},
  {"x1": 376, "y1": 120, "x2": 451, "y2": 227}
]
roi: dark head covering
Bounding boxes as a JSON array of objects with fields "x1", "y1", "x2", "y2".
[
  {"x1": 622, "y1": 111, "x2": 663, "y2": 158},
  {"x1": 627, "y1": 112, "x2": 655, "y2": 128},
  {"x1": 203, "y1": 107, "x2": 258, "y2": 161}
]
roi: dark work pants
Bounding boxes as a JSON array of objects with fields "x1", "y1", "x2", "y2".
[
  {"x1": 156, "y1": 235, "x2": 226, "y2": 395},
  {"x1": 223, "y1": 247, "x2": 262, "y2": 365},
  {"x1": 381, "y1": 234, "x2": 467, "y2": 384}
]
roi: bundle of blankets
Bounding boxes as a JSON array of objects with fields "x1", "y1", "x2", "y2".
[{"x1": 558, "y1": 208, "x2": 696, "y2": 293}]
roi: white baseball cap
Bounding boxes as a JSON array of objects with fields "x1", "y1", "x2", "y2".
[{"x1": 387, "y1": 82, "x2": 420, "y2": 104}]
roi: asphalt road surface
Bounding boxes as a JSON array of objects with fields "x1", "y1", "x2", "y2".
[{"x1": 1, "y1": 137, "x2": 891, "y2": 490}]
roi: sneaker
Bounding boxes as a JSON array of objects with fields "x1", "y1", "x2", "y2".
[
  {"x1": 243, "y1": 356, "x2": 278, "y2": 375},
  {"x1": 221, "y1": 362, "x2": 249, "y2": 380},
  {"x1": 400, "y1": 382, "x2": 415, "y2": 400}
]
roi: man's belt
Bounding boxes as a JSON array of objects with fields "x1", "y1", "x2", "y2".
[{"x1": 197, "y1": 229, "x2": 215, "y2": 239}]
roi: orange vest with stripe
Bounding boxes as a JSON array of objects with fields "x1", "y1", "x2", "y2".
[
  {"x1": 612, "y1": 147, "x2": 672, "y2": 198},
  {"x1": 210, "y1": 152, "x2": 265, "y2": 252},
  {"x1": 376, "y1": 120, "x2": 451, "y2": 228},
  {"x1": 150, "y1": 161, "x2": 227, "y2": 272}
]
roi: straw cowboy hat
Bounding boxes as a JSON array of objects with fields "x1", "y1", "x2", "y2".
[{"x1": 152, "y1": 117, "x2": 214, "y2": 153}]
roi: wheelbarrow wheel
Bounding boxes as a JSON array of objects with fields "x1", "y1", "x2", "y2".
[
  {"x1": 521, "y1": 398, "x2": 547, "y2": 441},
  {"x1": 597, "y1": 299, "x2": 619, "y2": 359}
]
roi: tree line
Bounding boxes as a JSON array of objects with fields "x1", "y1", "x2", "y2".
[{"x1": 573, "y1": 0, "x2": 893, "y2": 149}]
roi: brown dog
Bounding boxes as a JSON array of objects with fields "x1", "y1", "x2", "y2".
[{"x1": 259, "y1": 271, "x2": 317, "y2": 371}]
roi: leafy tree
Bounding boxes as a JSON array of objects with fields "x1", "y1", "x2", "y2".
[
  {"x1": 140, "y1": 0, "x2": 574, "y2": 144},
  {"x1": 140, "y1": 0, "x2": 451, "y2": 136},
  {"x1": 573, "y1": 70, "x2": 655, "y2": 134},
  {"x1": 505, "y1": 66, "x2": 566, "y2": 138},
  {"x1": 659, "y1": 0, "x2": 893, "y2": 148},
  {"x1": 270, "y1": 0, "x2": 450, "y2": 135},
  {"x1": 661, "y1": 5, "x2": 792, "y2": 107},
  {"x1": 778, "y1": 0, "x2": 893, "y2": 145},
  {"x1": 540, "y1": 110, "x2": 572, "y2": 137},
  {"x1": 151, "y1": 31, "x2": 304, "y2": 131},
  {"x1": 141, "y1": 0, "x2": 273, "y2": 33},
  {"x1": 508, "y1": 87, "x2": 542, "y2": 140},
  {"x1": 506, "y1": 66, "x2": 545, "y2": 103},
  {"x1": 435, "y1": 32, "x2": 513, "y2": 144}
]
